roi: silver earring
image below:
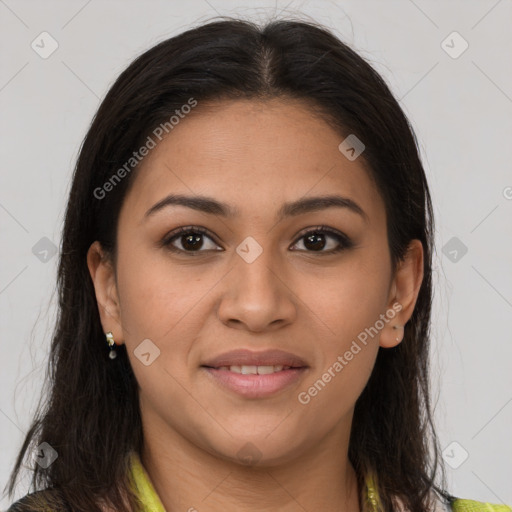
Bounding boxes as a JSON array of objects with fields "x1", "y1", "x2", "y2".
[
  {"x1": 392, "y1": 325, "x2": 403, "y2": 342},
  {"x1": 106, "y1": 331, "x2": 117, "y2": 359}
]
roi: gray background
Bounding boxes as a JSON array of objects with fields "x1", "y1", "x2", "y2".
[{"x1": 1, "y1": 0, "x2": 511, "y2": 508}]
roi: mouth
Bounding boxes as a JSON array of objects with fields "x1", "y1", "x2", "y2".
[
  {"x1": 201, "y1": 349, "x2": 309, "y2": 398},
  {"x1": 210, "y1": 364, "x2": 298, "y2": 374}
]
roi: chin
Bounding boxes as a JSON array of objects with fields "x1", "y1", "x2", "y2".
[{"x1": 203, "y1": 431, "x2": 310, "y2": 469}]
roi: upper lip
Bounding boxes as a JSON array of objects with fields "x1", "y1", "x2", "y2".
[{"x1": 202, "y1": 349, "x2": 308, "y2": 368}]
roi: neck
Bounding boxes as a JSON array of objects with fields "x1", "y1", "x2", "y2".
[{"x1": 140, "y1": 416, "x2": 362, "y2": 511}]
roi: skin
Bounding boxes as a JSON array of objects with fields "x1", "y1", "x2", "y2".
[{"x1": 87, "y1": 98, "x2": 423, "y2": 511}]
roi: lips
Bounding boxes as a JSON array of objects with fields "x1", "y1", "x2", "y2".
[
  {"x1": 201, "y1": 349, "x2": 308, "y2": 369},
  {"x1": 201, "y1": 349, "x2": 308, "y2": 398}
]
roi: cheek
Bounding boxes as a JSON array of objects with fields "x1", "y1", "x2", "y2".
[
  {"x1": 295, "y1": 343, "x2": 377, "y2": 439},
  {"x1": 292, "y1": 250, "x2": 389, "y2": 410},
  {"x1": 295, "y1": 255, "x2": 391, "y2": 343},
  {"x1": 114, "y1": 239, "x2": 205, "y2": 341},
  {"x1": 296, "y1": 265, "x2": 385, "y2": 417},
  {"x1": 114, "y1": 241, "x2": 215, "y2": 397}
]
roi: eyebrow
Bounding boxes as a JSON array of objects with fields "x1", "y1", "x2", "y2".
[{"x1": 144, "y1": 193, "x2": 369, "y2": 223}]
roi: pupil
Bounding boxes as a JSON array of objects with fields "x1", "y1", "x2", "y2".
[
  {"x1": 183, "y1": 233, "x2": 203, "y2": 250},
  {"x1": 304, "y1": 232, "x2": 325, "y2": 251}
]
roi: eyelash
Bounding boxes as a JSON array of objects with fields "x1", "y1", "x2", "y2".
[{"x1": 161, "y1": 225, "x2": 354, "y2": 256}]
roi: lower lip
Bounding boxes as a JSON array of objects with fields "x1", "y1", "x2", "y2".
[{"x1": 202, "y1": 367, "x2": 307, "y2": 398}]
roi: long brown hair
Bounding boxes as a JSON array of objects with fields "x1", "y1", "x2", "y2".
[{"x1": 5, "y1": 16, "x2": 450, "y2": 512}]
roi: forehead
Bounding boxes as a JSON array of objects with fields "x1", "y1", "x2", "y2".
[{"x1": 121, "y1": 98, "x2": 385, "y2": 226}]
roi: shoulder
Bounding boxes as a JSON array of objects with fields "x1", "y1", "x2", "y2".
[
  {"x1": 428, "y1": 490, "x2": 511, "y2": 512},
  {"x1": 7, "y1": 488, "x2": 71, "y2": 512},
  {"x1": 449, "y1": 498, "x2": 512, "y2": 512}
]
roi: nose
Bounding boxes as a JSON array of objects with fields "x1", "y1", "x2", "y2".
[{"x1": 217, "y1": 249, "x2": 297, "y2": 333}]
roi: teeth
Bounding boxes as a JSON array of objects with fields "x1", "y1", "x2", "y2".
[
  {"x1": 225, "y1": 365, "x2": 287, "y2": 374},
  {"x1": 256, "y1": 365, "x2": 277, "y2": 374}
]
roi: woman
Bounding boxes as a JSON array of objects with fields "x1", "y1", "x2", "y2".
[{"x1": 5, "y1": 17, "x2": 510, "y2": 512}]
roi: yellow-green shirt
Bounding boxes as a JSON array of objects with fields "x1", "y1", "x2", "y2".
[{"x1": 128, "y1": 452, "x2": 511, "y2": 512}]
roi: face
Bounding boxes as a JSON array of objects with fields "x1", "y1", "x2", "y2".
[{"x1": 88, "y1": 98, "x2": 423, "y2": 467}]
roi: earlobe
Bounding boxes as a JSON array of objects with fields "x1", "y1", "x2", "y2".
[
  {"x1": 86, "y1": 241, "x2": 124, "y2": 345},
  {"x1": 380, "y1": 239, "x2": 424, "y2": 349}
]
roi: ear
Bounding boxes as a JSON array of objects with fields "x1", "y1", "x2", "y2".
[
  {"x1": 380, "y1": 239, "x2": 424, "y2": 349},
  {"x1": 87, "y1": 241, "x2": 124, "y2": 345}
]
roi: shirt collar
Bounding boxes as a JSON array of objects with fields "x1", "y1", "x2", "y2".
[{"x1": 129, "y1": 451, "x2": 166, "y2": 512}]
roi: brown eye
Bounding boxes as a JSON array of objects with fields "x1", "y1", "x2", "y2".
[
  {"x1": 162, "y1": 227, "x2": 221, "y2": 254},
  {"x1": 291, "y1": 227, "x2": 353, "y2": 254},
  {"x1": 178, "y1": 232, "x2": 206, "y2": 251},
  {"x1": 304, "y1": 232, "x2": 329, "y2": 251}
]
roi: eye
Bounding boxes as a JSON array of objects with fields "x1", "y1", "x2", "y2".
[
  {"x1": 290, "y1": 226, "x2": 353, "y2": 254},
  {"x1": 162, "y1": 226, "x2": 222, "y2": 254},
  {"x1": 161, "y1": 225, "x2": 353, "y2": 256}
]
